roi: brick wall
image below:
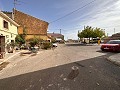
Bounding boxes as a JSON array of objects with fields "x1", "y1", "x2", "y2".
[{"x1": 14, "y1": 9, "x2": 49, "y2": 36}]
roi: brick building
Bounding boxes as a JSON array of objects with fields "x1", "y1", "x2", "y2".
[{"x1": 3, "y1": 9, "x2": 49, "y2": 41}]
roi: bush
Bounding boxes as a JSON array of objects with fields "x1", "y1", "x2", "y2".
[
  {"x1": 42, "y1": 42, "x2": 51, "y2": 50},
  {"x1": 15, "y1": 34, "x2": 25, "y2": 45},
  {"x1": 28, "y1": 38, "x2": 39, "y2": 47}
]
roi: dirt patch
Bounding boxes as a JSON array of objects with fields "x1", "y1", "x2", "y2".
[
  {"x1": 67, "y1": 66, "x2": 79, "y2": 80},
  {"x1": 31, "y1": 53, "x2": 37, "y2": 56},
  {"x1": 0, "y1": 62, "x2": 9, "y2": 71},
  {"x1": 20, "y1": 51, "x2": 32, "y2": 56}
]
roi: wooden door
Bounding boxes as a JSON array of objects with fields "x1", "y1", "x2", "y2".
[{"x1": 0, "y1": 36, "x2": 5, "y2": 52}]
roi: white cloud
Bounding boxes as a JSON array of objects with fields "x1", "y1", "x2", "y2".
[
  {"x1": 49, "y1": 0, "x2": 120, "y2": 39},
  {"x1": 79, "y1": 0, "x2": 120, "y2": 36}
]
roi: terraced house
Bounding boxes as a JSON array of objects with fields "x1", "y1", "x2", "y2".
[
  {"x1": 0, "y1": 11, "x2": 19, "y2": 55},
  {"x1": 3, "y1": 9, "x2": 49, "y2": 41}
]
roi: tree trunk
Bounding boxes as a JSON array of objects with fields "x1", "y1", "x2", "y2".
[{"x1": 89, "y1": 37, "x2": 90, "y2": 43}]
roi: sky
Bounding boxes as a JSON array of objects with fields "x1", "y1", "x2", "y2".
[{"x1": 0, "y1": 0, "x2": 120, "y2": 40}]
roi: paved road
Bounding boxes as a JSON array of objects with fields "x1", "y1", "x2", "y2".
[{"x1": 0, "y1": 44, "x2": 120, "y2": 90}]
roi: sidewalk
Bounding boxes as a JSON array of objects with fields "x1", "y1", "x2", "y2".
[
  {"x1": 0, "y1": 51, "x2": 21, "y2": 64},
  {"x1": 0, "y1": 49, "x2": 42, "y2": 65},
  {"x1": 107, "y1": 53, "x2": 120, "y2": 66}
]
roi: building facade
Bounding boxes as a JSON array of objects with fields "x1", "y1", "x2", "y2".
[
  {"x1": 0, "y1": 11, "x2": 19, "y2": 45},
  {"x1": 47, "y1": 33, "x2": 64, "y2": 43},
  {"x1": 104, "y1": 33, "x2": 120, "y2": 43},
  {"x1": 0, "y1": 11, "x2": 19, "y2": 56},
  {"x1": 13, "y1": 9, "x2": 49, "y2": 41}
]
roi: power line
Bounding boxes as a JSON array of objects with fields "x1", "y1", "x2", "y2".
[
  {"x1": 50, "y1": 0, "x2": 97, "y2": 24},
  {"x1": 48, "y1": 25, "x2": 120, "y2": 32}
]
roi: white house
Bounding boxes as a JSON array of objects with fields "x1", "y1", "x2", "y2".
[
  {"x1": 0, "y1": 11, "x2": 19, "y2": 54},
  {"x1": 0, "y1": 11, "x2": 19, "y2": 43}
]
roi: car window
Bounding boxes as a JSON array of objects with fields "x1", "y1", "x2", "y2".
[{"x1": 107, "y1": 41, "x2": 120, "y2": 44}]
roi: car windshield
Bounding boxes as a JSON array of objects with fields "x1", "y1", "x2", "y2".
[{"x1": 107, "y1": 40, "x2": 120, "y2": 44}]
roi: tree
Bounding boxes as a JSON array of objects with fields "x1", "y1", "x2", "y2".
[
  {"x1": 78, "y1": 26, "x2": 105, "y2": 43},
  {"x1": 78, "y1": 26, "x2": 94, "y2": 43},
  {"x1": 15, "y1": 34, "x2": 25, "y2": 45},
  {"x1": 93, "y1": 28, "x2": 105, "y2": 38}
]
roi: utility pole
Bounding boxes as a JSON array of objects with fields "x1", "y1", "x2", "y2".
[
  {"x1": 114, "y1": 28, "x2": 115, "y2": 34},
  {"x1": 60, "y1": 29, "x2": 61, "y2": 34},
  {"x1": 78, "y1": 30, "x2": 79, "y2": 43}
]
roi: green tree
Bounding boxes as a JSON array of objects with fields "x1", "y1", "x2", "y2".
[
  {"x1": 78, "y1": 26, "x2": 94, "y2": 43},
  {"x1": 15, "y1": 34, "x2": 25, "y2": 45},
  {"x1": 78, "y1": 26, "x2": 105, "y2": 43},
  {"x1": 93, "y1": 28, "x2": 105, "y2": 38}
]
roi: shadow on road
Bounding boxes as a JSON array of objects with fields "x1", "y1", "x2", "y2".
[{"x1": 0, "y1": 53, "x2": 120, "y2": 90}]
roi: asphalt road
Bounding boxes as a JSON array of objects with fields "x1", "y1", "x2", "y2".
[{"x1": 0, "y1": 43, "x2": 120, "y2": 90}]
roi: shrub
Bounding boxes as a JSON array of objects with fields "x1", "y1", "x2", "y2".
[
  {"x1": 15, "y1": 34, "x2": 25, "y2": 45},
  {"x1": 42, "y1": 42, "x2": 51, "y2": 50},
  {"x1": 28, "y1": 38, "x2": 39, "y2": 47}
]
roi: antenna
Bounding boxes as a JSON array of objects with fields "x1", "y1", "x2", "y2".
[
  {"x1": 13, "y1": 0, "x2": 26, "y2": 9},
  {"x1": 14, "y1": 0, "x2": 17, "y2": 9},
  {"x1": 114, "y1": 28, "x2": 115, "y2": 34}
]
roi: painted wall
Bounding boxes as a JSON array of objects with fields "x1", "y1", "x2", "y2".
[
  {"x1": 0, "y1": 15, "x2": 18, "y2": 45},
  {"x1": 25, "y1": 35, "x2": 48, "y2": 41}
]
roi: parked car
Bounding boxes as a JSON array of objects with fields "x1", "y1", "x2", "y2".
[
  {"x1": 52, "y1": 43, "x2": 58, "y2": 47},
  {"x1": 101, "y1": 40, "x2": 120, "y2": 52}
]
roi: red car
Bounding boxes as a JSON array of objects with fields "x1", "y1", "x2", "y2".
[{"x1": 101, "y1": 40, "x2": 120, "y2": 52}]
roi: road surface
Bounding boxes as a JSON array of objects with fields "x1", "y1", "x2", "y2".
[{"x1": 0, "y1": 43, "x2": 120, "y2": 90}]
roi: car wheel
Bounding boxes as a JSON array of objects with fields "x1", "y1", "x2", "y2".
[
  {"x1": 116, "y1": 49, "x2": 120, "y2": 53},
  {"x1": 101, "y1": 48, "x2": 104, "y2": 51}
]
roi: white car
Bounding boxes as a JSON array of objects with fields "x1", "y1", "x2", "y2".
[{"x1": 53, "y1": 43, "x2": 58, "y2": 47}]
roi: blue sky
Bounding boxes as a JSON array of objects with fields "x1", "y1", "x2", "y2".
[{"x1": 0, "y1": 0, "x2": 120, "y2": 40}]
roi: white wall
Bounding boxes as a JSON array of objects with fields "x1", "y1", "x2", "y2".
[{"x1": 0, "y1": 15, "x2": 18, "y2": 45}]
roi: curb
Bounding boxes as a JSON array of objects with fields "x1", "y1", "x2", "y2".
[
  {"x1": 0, "y1": 50, "x2": 43, "y2": 65},
  {"x1": 107, "y1": 57, "x2": 120, "y2": 66},
  {"x1": 0, "y1": 51, "x2": 21, "y2": 65}
]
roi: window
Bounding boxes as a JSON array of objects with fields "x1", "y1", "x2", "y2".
[
  {"x1": 11, "y1": 40, "x2": 14, "y2": 43},
  {"x1": 11, "y1": 34, "x2": 14, "y2": 38},
  {"x1": 3, "y1": 20, "x2": 8, "y2": 29},
  {"x1": 6, "y1": 35, "x2": 9, "y2": 38}
]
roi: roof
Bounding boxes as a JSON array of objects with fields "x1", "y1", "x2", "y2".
[
  {"x1": 2, "y1": 11, "x2": 13, "y2": 19},
  {"x1": 47, "y1": 33, "x2": 64, "y2": 38},
  {"x1": 0, "y1": 11, "x2": 19, "y2": 27}
]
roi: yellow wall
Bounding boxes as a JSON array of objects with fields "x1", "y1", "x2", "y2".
[
  {"x1": 25, "y1": 35, "x2": 48, "y2": 41},
  {"x1": 0, "y1": 15, "x2": 18, "y2": 45}
]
